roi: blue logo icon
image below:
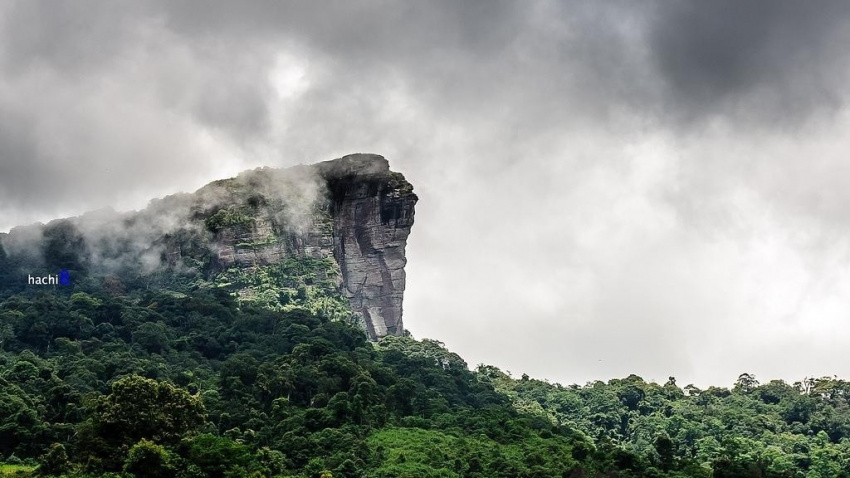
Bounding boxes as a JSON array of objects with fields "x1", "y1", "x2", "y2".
[{"x1": 59, "y1": 270, "x2": 71, "y2": 286}]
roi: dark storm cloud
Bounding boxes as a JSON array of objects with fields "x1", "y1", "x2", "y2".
[
  {"x1": 0, "y1": 1, "x2": 538, "y2": 224},
  {"x1": 0, "y1": 1, "x2": 140, "y2": 76},
  {"x1": 2, "y1": 0, "x2": 850, "y2": 387},
  {"x1": 0, "y1": 0, "x2": 277, "y2": 218},
  {"x1": 4, "y1": 0, "x2": 845, "y2": 217},
  {"x1": 0, "y1": 108, "x2": 39, "y2": 204},
  {"x1": 646, "y1": 1, "x2": 850, "y2": 127}
]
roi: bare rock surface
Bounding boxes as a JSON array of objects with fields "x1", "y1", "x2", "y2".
[{"x1": 318, "y1": 154, "x2": 417, "y2": 338}]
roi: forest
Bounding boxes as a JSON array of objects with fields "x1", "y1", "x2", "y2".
[{"x1": 1, "y1": 245, "x2": 850, "y2": 477}]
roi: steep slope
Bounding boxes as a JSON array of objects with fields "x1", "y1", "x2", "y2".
[{"x1": 0, "y1": 153, "x2": 417, "y2": 339}]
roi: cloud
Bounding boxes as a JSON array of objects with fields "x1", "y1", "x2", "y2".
[
  {"x1": 2, "y1": 0, "x2": 850, "y2": 387},
  {"x1": 646, "y1": 1, "x2": 850, "y2": 128}
]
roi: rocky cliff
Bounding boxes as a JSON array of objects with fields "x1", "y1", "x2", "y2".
[
  {"x1": 318, "y1": 155, "x2": 417, "y2": 338},
  {"x1": 0, "y1": 153, "x2": 417, "y2": 340}
]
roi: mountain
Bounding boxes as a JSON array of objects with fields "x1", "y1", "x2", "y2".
[
  {"x1": 1, "y1": 155, "x2": 850, "y2": 478},
  {"x1": 0, "y1": 153, "x2": 417, "y2": 340}
]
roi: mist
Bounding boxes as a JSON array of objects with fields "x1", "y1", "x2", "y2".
[{"x1": 2, "y1": 0, "x2": 850, "y2": 387}]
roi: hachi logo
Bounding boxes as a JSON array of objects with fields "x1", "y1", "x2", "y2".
[{"x1": 27, "y1": 270, "x2": 71, "y2": 286}]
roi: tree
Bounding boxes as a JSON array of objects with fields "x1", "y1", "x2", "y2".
[
  {"x1": 132, "y1": 322, "x2": 170, "y2": 354},
  {"x1": 182, "y1": 434, "x2": 252, "y2": 478},
  {"x1": 41, "y1": 220, "x2": 89, "y2": 271},
  {"x1": 0, "y1": 323, "x2": 13, "y2": 351},
  {"x1": 734, "y1": 373, "x2": 759, "y2": 394},
  {"x1": 124, "y1": 439, "x2": 177, "y2": 478},
  {"x1": 87, "y1": 375, "x2": 206, "y2": 447},
  {"x1": 653, "y1": 433, "x2": 675, "y2": 471},
  {"x1": 39, "y1": 443, "x2": 69, "y2": 475}
]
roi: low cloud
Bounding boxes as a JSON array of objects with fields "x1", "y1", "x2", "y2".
[{"x1": 2, "y1": 1, "x2": 850, "y2": 386}]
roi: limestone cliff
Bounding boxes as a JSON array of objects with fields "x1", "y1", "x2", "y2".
[{"x1": 0, "y1": 154, "x2": 417, "y2": 340}]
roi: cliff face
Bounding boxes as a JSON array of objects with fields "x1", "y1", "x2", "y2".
[
  {"x1": 319, "y1": 155, "x2": 417, "y2": 338},
  {"x1": 0, "y1": 153, "x2": 417, "y2": 340}
]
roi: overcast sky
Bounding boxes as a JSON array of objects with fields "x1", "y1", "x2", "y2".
[{"x1": 2, "y1": 1, "x2": 850, "y2": 387}]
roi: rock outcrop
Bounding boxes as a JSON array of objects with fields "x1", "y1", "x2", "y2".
[
  {"x1": 318, "y1": 154, "x2": 417, "y2": 338},
  {"x1": 0, "y1": 153, "x2": 417, "y2": 340}
]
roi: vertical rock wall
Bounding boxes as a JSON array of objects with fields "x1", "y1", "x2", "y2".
[{"x1": 318, "y1": 154, "x2": 417, "y2": 339}]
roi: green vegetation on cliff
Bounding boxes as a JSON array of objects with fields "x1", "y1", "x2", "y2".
[{"x1": 211, "y1": 258, "x2": 349, "y2": 322}]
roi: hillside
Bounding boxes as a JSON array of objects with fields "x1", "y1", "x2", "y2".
[{"x1": 1, "y1": 156, "x2": 849, "y2": 477}]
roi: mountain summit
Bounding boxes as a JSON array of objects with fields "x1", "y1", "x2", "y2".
[{"x1": 0, "y1": 153, "x2": 418, "y2": 339}]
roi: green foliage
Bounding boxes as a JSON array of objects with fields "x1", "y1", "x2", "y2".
[
  {"x1": 124, "y1": 439, "x2": 177, "y2": 478},
  {"x1": 1, "y1": 259, "x2": 849, "y2": 476},
  {"x1": 204, "y1": 208, "x2": 254, "y2": 233},
  {"x1": 41, "y1": 220, "x2": 89, "y2": 272},
  {"x1": 180, "y1": 434, "x2": 251, "y2": 478},
  {"x1": 38, "y1": 443, "x2": 67, "y2": 476},
  {"x1": 212, "y1": 258, "x2": 350, "y2": 321},
  {"x1": 0, "y1": 462, "x2": 37, "y2": 477},
  {"x1": 367, "y1": 427, "x2": 580, "y2": 477},
  {"x1": 88, "y1": 375, "x2": 206, "y2": 446},
  {"x1": 487, "y1": 368, "x2": 850, "y2": 477}
]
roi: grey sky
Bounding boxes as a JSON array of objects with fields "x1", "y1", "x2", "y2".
[{"x1": 2, "y1": 0, "x2": 850, "y2": 387}]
